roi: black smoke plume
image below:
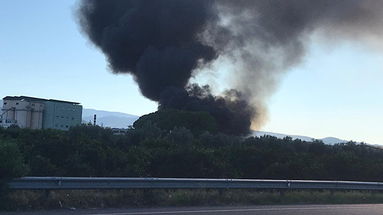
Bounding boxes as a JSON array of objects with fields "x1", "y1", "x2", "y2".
[
  {"x1": 77, "y1": 0, "x2": 254, "y2": 135},
  {"x1": 78, "y1": 0, "x2": 383, "y2": 135},
  {"x1": 159, "y1": 84, "x2": 253, "y2": 135},
  {"x1": 78, "y1": 0, "x2": 218, "y2": 101}
]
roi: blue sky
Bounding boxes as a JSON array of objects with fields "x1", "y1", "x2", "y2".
[{"x1": 1, "y1": 0, "x2": 382, "y2": 144}]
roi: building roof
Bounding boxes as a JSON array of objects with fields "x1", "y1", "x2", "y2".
[{"x1": 3, "y1": 96, "x2": 80, "y2": 105}]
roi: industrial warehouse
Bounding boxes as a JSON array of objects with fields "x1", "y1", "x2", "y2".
[{"x1": 0, "y1": 96, "x2": 82, "y2": 130}]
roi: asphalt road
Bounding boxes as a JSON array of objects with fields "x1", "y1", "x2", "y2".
[{"x1": 2, "y1": 204, "x2": 383, "y2": 215}]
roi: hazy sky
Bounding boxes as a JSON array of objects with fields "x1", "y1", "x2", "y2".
[{"x1": 1, "y1": 0, "x2": 382, "y2": 144}]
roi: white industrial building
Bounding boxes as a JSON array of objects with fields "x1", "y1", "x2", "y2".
[{"x1": 0, "y1": 96, "x2": 82, "y2": 130}]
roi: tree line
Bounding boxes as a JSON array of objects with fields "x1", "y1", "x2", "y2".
[{"x1": 1, "y1": 109, "x2": 383, "y2": 182}]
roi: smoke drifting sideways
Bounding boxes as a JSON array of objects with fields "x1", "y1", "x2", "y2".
[
  {"x1": 77, "y1": 0, "x2": 383, "y2": 135},
  {"x1": 77, "y1": 0, "x2": 254, "y2": 135}
]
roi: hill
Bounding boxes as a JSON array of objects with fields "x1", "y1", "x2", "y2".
[
  {"x1": 253, "y1": 131, "x2": 348, "y2": 145},
  {"x1": 82, "y1": 108, "x2": 139, "y2": 128},
  {"x1": 0, "y1": 100, "x2": 139, "y2": 128},
  {"x1": 0, "y1": 99, "x2": 361, "y2": 142}
]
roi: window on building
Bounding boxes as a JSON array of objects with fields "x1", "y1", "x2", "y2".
[
  {"x1": 3, "y1": 102, "x2": 7, "y2": 105},
  {"x1": 65, "y1": 125, "x2": 69, "y2": 128},
  {"x1": 16, "y1": 103, "x2": 19, "y2": 105}
]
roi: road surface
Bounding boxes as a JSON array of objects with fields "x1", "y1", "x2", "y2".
[{"x1": 1, "y1": 204, "x2": 383, "y2": 215}]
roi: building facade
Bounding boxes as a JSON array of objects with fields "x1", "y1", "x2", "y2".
[{"x1": 0, "y1": 96, "x2": 82, "y2": 130}]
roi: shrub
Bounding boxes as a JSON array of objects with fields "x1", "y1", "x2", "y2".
[{"x1": 0, "y1": 139, "x2": 28, "y2": 210}]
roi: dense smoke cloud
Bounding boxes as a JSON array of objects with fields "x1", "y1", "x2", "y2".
[
  {"x1": 78, "y1": 0, "x2": 383, "y2": 135},
  {"x1": 78, "y1": 0, "x2": 218, "y2": 101},
  {"x1": 159, "y1": 84, "x2": 253, "y2": 135}
]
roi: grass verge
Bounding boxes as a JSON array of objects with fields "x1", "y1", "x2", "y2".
[{"x1": 5, "y1": 189, "x2": 383, "y2": 210}]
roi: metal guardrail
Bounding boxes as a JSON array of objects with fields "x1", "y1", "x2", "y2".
[{"x1": 8, "y1": 177, "x2": 383, "y2": 191}]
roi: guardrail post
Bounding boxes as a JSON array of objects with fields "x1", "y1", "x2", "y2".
[
  {"x1": 279, "y1": 189, "x2": 285, "y2": 197},
  {"x1": 42, "y1": 190, "x2": 52, "y2": 206},
  {"x1": 143, "y1": 188, "x2": 156, "y2": 205}
]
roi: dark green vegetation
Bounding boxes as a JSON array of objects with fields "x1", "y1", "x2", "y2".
[
  {"x1": 0, "y1": 116, "x2": 381, "y2": 180},
  {"x1": 133, "y1": 109, "x2": 218, "y2": 135},
  {"x1": 1, "y1": 109, "x2": 383, "y2": 209},
  {"x1": 0, "y1": 139, "x2": 28, "y2": 209}
]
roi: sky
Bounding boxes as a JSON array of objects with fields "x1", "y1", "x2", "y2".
[{"x1": 1, "y1": 0, "x2": 382, "y2": 144}]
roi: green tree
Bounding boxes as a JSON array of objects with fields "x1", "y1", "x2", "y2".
[{"x1": 134, "y1": 109, "x2": 218, "y2": 135}]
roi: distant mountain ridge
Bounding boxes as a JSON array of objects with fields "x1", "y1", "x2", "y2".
[
  {"x1": 0, "y1": 99, "x2": 140, "y2": 128},
  {"x1": 82, "y1": 108, "x2": 139, "y2": 128},
  {"x1": 253, "y1": 131, "x2": 348, "y2": 145},
  {"x1": 0, "y1": 99, "x2": 358, "y2": 144}
]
